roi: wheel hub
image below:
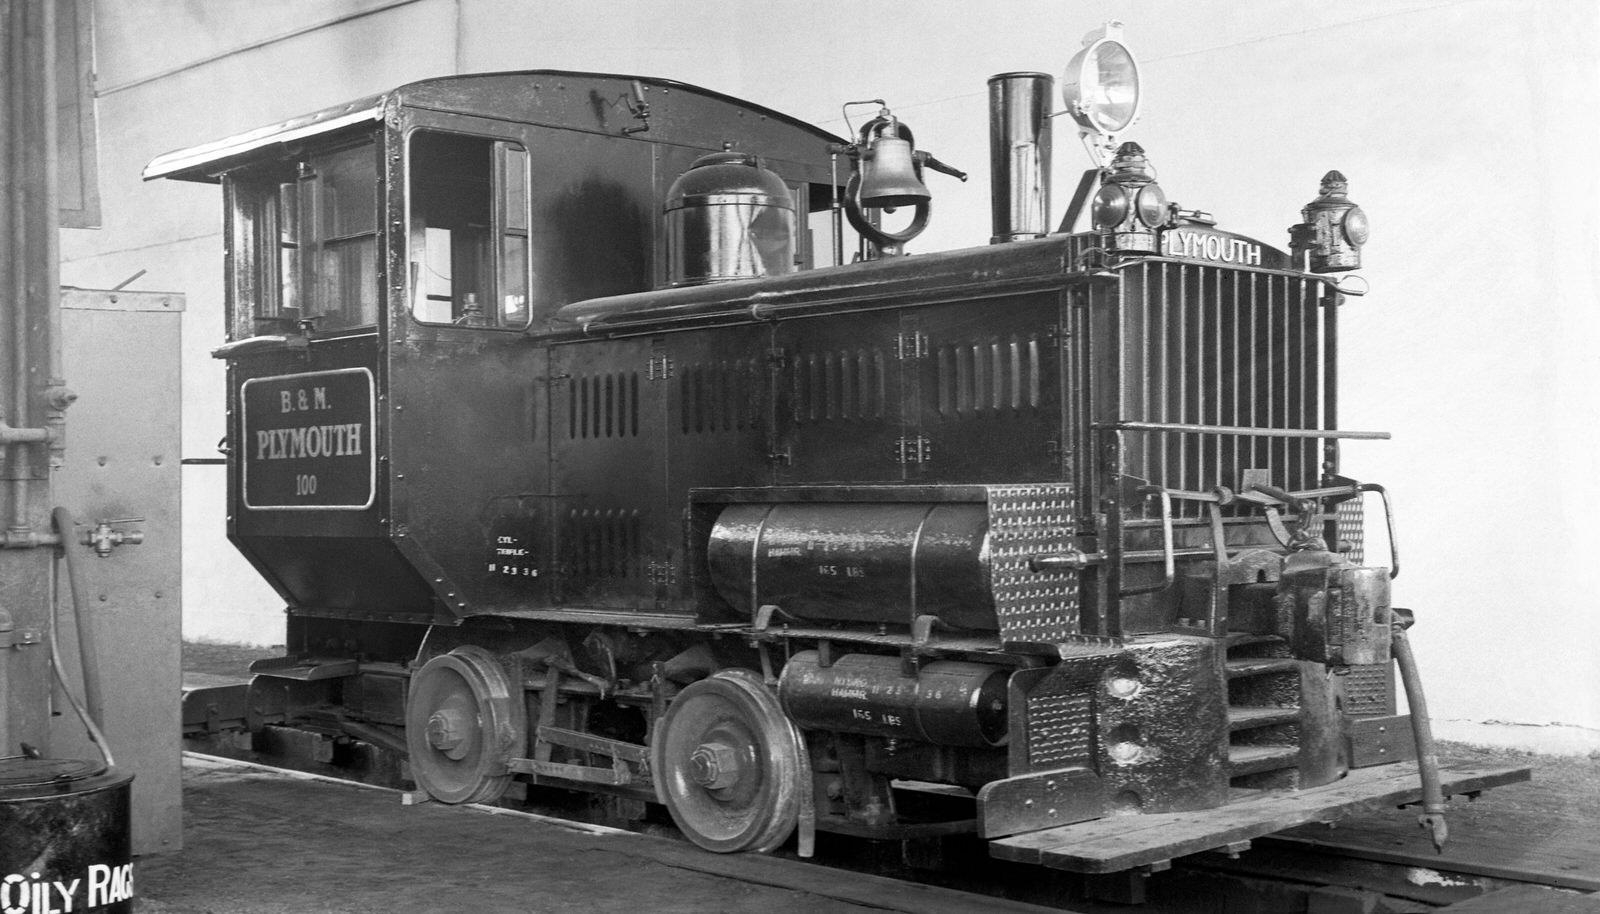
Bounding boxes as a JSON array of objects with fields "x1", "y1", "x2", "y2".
[
  {"x1": 426, "y1": 708, "x2": 469, "y2": 758},
  {"x1": 688, "y1": 741, "x2": 741, "y2": 789}
]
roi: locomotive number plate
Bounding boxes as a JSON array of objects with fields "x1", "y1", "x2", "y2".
[{"x1": 240, "y1": 368, "x2": 376, "y2": 510}]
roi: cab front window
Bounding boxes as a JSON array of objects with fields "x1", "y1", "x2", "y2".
[{"x1": 228, "y1": 139, "x2": 379, "y2": 336}]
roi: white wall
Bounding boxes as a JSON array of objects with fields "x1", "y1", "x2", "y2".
[{"x1": 63, "y1": 0, "x2": 1600, "y2": 751}]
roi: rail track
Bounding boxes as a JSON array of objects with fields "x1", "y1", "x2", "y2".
[{"x1": 180, "y1": 650, "x2": 1593, "y2": 912}]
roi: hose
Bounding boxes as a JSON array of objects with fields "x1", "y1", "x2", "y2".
[
  {"x1": 1390, "y1": 609, "x2": 1446, "y2": 852},
  {"x1": 49, "y1": 506, "x2": 115, "y2": 770}
]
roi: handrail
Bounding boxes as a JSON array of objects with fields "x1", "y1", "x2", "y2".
[
  {"x1": 1359, "y1": 482, "x2": 1400, "y2": 579},
  {"x1": 1119, "y1": 486, "x2": 1175, "y2": 597},
  {"x1": 1142, "y1": 480, "x2": 1400, "y2": 579}
]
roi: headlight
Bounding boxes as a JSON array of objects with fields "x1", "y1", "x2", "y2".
[{"x1": 1062, "y1": 22, "x2": 1141, "y2": 138}]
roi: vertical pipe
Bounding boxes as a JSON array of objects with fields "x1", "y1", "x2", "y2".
[
  {"x1": 1285, "y1": 279, "x2": 1298, "y2": 484},
  {"x1": 1323, "y1": 287, "x2": 1341, "y2": 480},
  {"x1": 1268, "y1": 276, "x2": 1279, "y2": 477},
  {"x1": 1176, "y1": 265, "x2": 1188, "y2": 496},
  {"x1": 7, "y1": 0, "x2": 59, "y2": 531},
  {"x1": 7, "y1": 3, "x2": 29, "y2": 531},
  {"x1": 987, "y1": 72, "x2": 1054, "y2": 243},
  {"x1": 1303, "y1": 283, "x2": 1317, "y2": 484},
  {"x1": 1246, "y1": 275, "x2": 1258, "y2": 473},
  {"x1": 1211, "y1": 270, "x2": 1222, "y2": 499},
  {"x1": 829, "y1": 152, "x2": 843, "y2": 267},
  {"x1": 1230, "y1": 273, "x2": 1241, "y2": 491},
  {"x1": 0, "y1": 0, "x2": 63, "y2": 758}
]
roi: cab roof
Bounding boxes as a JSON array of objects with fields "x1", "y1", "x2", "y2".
[{"x1": 144, "y1": 70, "x2": 844, "y2": 183}]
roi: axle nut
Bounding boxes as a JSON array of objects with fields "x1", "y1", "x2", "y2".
[
  {"x1": 688, "y1": 741, "x2": 741, "y2": 789},
  {"x1": 426, "y1": 708, "x2": 470, "y2": 759}
]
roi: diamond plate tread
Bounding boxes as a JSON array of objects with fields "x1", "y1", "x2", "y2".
[
  {"x1": 1336, "y1": 498, "x2": 1365, "y2": 564},
  {"x1": 987, "y1": 484, "x2": 1078, "y2": 645},
  {"x1": 1026, "y1": 692, "x2": 1094, "y2": 768},
  {"x1": 1341, "y1": 663, "x2": 1396, "y2": 716},
  {"x1": 989, "y1": 761, "x2": 1530, "y2": 874}
]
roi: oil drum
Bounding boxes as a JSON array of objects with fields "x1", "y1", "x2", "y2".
[{"x1": 0, "y1": 758, "x2": 133, "y2": 914}]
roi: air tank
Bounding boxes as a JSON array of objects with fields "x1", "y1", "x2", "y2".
[
  {"x1": 664, "y1": 151, "x2": 795, "y2": 287},
  {"x1": 778, "y1": 651, "x2": 1010, "y2": 747},
  {"x1": 705, "y1": 501, "x2": 996, "y2": 630}
]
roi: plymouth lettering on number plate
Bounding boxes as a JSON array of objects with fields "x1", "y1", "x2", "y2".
[
  {"x1": 1161, "y1": 226, "x2": 1290, "y2": 269},
  {"x1": 241, "y1": 368, "x2": 376, "y2": 510}
]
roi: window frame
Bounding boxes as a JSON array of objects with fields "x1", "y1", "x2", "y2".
[
  {"x1": 402, "y1": 126, "x2": 534, "y2": 332},
  {"x1": 223, "y1": 136, "x2": 383, "y2": 340}
]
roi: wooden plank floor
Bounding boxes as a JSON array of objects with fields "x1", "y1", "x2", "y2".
[
  {"x1": 1437, "y1": 885, "x2": 1600, "y2": 913},
  {"x1": 1263, "y1": 758, "x2": 1600, "y2": 895},
  {"x1": 990, "y1": 761, "x2": 1530, "y2": 874}
]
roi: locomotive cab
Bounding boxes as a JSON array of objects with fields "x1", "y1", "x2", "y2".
[{"x1": 148, "y1": 72, "x2": 843, "y2": 633}]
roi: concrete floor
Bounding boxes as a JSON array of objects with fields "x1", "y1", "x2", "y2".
[{"x1": 133, "y1": 756, "x2": 1052, "y2": 914}]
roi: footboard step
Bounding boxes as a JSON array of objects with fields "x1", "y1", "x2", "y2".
[{"x1": 989, "y1": 761, "x2": 1530, "y2": 874}]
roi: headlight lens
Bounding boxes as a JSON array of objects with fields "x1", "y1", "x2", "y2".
[{"x1": 1063, "y1": 37, "x2": 1142, "y2": 136}]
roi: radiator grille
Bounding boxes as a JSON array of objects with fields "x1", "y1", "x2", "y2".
[{"x1": 1116, "y1": 263, "x2": 1324, "y2": 517}]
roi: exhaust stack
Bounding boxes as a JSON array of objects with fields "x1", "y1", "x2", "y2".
[{"x1": 987, "y1": 72, "x2": 1054, "y2": 242}]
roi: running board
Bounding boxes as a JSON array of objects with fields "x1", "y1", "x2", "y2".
[{"x1": 989, "y1": 761, "x2": 1530, "y2": 874}]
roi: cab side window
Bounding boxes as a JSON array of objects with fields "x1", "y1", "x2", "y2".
[
  {"x1": 408, "y1": 131, "x2": 531, "y2": 329},
  {"x1": 309, "y1": 145, "x2": 379, "y2": 329}
]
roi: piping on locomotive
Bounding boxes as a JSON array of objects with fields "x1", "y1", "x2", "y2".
[{"x1": 152, "y1": 26, "x2": 1518, "y2": 872}]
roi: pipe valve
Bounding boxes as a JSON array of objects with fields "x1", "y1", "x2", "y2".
[{"x1": 81, "y1": 517, "x2": 145, "y2": 557}]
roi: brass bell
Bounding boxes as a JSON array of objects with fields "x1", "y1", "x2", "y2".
[{"x1": 860, "y1": 128, "x2": 931, "y2": 209}]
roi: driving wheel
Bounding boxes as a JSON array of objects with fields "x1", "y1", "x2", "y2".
[
  {"x1": 651, "y1": 669, "x2": 805, "y2": 853},
  {"x1": 406, "y1": 645, "x2": 524, "y2": 804}
]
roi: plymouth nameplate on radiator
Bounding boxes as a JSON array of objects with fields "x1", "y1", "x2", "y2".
[{"x1": 240, "y1": 368, "x2": 376, "y2": 510}]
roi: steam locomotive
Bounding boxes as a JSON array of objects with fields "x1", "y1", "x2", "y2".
[{"x1": 153, "y1": 28, "x2": 1512, "y2": 878}]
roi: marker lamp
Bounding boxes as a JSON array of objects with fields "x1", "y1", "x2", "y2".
[
  {"x1": 1092, "y1": 185, "x2": 1128, "y2": 228},
  {"x1": 1343, "y1": 207, "x2": 1370, "y2": 245},
  {"x1": 1136, "y1": 185, "x2": 1168, "y2": 227}
]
